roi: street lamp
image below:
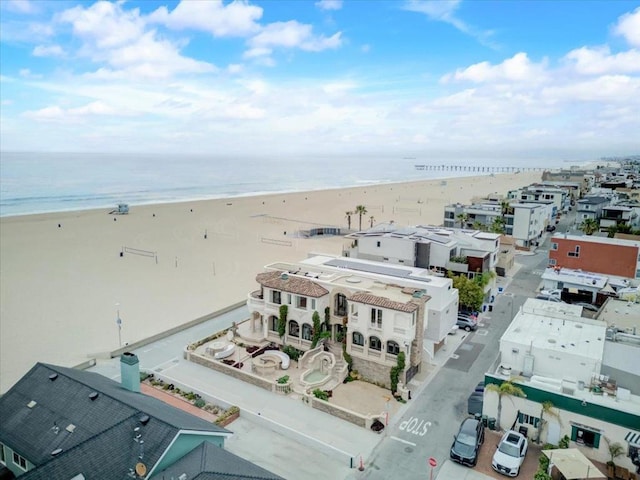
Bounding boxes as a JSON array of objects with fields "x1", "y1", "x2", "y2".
[{"x1": 115, "y1": 303, "x2": 122, "y2": 347}]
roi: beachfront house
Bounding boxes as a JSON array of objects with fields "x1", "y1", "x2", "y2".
[
  {"x1": 0, "y1": 354, "x2": 282, "y2": 480},
  {"x1": 483, "y1": 298, "x2": 640, "y2": 474},
  {"x1": 247, "y1": 254, "x2": 458, "y2": 386},
  {"x1": 342, "y1": 223, "x2": 500, "y2": 301}
]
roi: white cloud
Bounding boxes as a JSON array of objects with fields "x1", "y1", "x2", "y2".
[
  {"x1": 564, "y1": 46, "x2": 640, "y2": 75},
  {"x1": 315, "y1": 0, "x2": 343, "y2": 11},
  {"x1": 57, "y1": 2, "x2": 215, "y2": 80},
  {"x1": 403, "y1": 0, "x2": 496, "y2": 48},
  {"x1": 247, "y1": 21, "x2": 342, "y2": 57},
  {"x1": 541, "y1": 75, "x2": 640, "y2": 104},
  {"x1": 442, "y1": 52, "x2": 547, "y2": 84},
  {"x1": 149, "y1": 0, "x2": 263, "y2": 37},
  {"x1": 613, "y1": 7, "x2": 640, "y2": 48},
  {"x1": 59, "y1": 1, "x2": 146, "y2": 49},
  {"x1": 4, "y1": 0, "x2": 38, "y2": 14},
  {"x1": 19, "y1": 68, "x2": 41, "y2": 78},
  {"x1": 32, "y1": 44, "x2": 65, "y2": 57},
  {"x1": 23, "y1": 101, "x2": 120, "y2": 123}
]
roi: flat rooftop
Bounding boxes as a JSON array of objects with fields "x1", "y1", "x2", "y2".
[
  {"x1": 551, "y1": 233, "x2": 640, "y2": 248},
  {"x1": 598, "y1": 298, "x2": 640, "y2": 331},
  {"x1": 503, "y1": 299, "x2": 605, "y2": 361},
  {"x1": 542, "y1": 267, "x2": 608, "y2": 289},
  {"x1": 300, "y1": 255, "x2": 452, "y2": 288}
]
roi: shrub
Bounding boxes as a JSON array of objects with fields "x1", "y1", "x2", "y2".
[
  {"x1": 277, "y1": 375, "x2": 290, "y2": 384},
  {"x1": 313, "y1": 389, "x2": 329, "y2": 401},
  {"x1": 215, "y1": 406, "x2": 240, "y2": 426},
  {"x1": 534, "y1": 470, "x2": 552, "y2": 480},
  {"x1": 542, "y1": 443, "x2": 557, "y2": 450},
  {"x1": 282, "y1": 345, "x2": 302, "y2": 361},
  {"x1": 278, "y1": 305, "x2": 288, "y2": 338},
  {"x1": 194, "y1": 398, "x2": 206, "y2": 408},
  {"x1": 558, "y1": 435, "x2": 570, "y2": 449},
  {"x1": 538, "y1": 453, "x2": 550, "y2": 472}
]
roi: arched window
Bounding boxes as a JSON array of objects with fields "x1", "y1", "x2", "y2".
[
  {"x1": 387, "y1": 340, "x2": 400, "y2": 355},
  {"x1": 302, "y1": 323, "x2": 312, "y2": 341},
  {"x1": 269, "y1": 316, "x2": 278, "y2": 332},
  {"x1": 369, "y1": 336, "x2": 382, "y2": 351},
  {"x1": 289, "y1": 320, "x2": 299, "y2": 337},
  {"x1": 352, "y1": 331, "x2": 364, "y2": 346},
  {"x1": 335, "y1": 293, "x2": 348, "y2": 316}
]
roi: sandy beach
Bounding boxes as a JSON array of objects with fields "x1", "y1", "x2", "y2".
[{"x1": 0, "y1": 171, "x2": 541, "y2": 392}]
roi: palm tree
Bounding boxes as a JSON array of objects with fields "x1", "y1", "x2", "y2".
[
  {"x1": 579, "y1": 218, "x2": 599, "y2": 235},
  {"x1": 490, "y1": 217, "x2": 506, "y2": 234},
  {"x1": 355, "y1": 205, "x2": 367, "y2": 231},
  {"x1": 456, "y1": 212, "x2": 468, "y2": 228},
  {"x1": 485, "y1": 378, "x2": 526, "y2": 431},
  {"x1": 345, "y1": 211, "x2": 353, "y2": 230},
  {"x1": 536, "y1": 400, "x2": 560, "y2": 444},
  {"x1": 369, "y1": 215, "x2": 375, "y2": 228}
]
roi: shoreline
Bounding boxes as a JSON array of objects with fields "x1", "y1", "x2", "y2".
[
  {"x1": 2, "y1": 169, "x2": 496, "y2": 219},
  {"x1": 1, "y1": 171, "x2": 542, "y2": 393}
]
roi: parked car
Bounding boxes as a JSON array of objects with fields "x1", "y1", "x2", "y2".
[
  {"x1": 546, "y1": 225, "x2": 556, "y2": 232},
  {"x1": 457, "y1": 315, "x2": 478, "y2": 331},
  {"x1": 573, "y1": 302, "x2": 599, "y2": 312},
  {"x1": 540, "y1": 289, "x2": 562, "y2": 298},
  {"x1": 535, "y1": 295, "x2": 564, "y2": 303},
  {"x1": 492, "y1": 430, "x2": 528, "y2": 477},
  {"x1": 450, "y1": 417, "x2": 485, "y2": 466}
]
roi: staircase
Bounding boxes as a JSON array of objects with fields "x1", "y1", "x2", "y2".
[{"x1": 324, "y1": 341, "x2": 348, "y2": 390}]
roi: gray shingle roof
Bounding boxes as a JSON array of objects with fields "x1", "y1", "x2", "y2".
[
  {"x1": 150, "y1": 441, "x2": 285, "y2": 480},
  {"x1": 0, "y1": 363, "x2": 230, "y2": 480},
  {"x1": 256, "y1": 271, "x2": 329, "y2": 297}
]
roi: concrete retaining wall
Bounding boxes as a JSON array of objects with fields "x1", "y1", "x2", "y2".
[{"x1": 188, "y1": 351, "x2": 274, "y2": 391}]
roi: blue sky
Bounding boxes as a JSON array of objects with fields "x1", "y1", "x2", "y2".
[{"x1": 1, "y1": 0, "x2": 639, "y2": 159}]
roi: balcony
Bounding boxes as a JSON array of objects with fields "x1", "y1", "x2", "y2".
[
  {"x1": 446, "y1": 260, "x2": 469, "y2": 273},
  {"x1": 247, "y1": 290, "x2": 265, "y2": 311}
]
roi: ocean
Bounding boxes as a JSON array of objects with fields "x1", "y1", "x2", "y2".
[{"x1": 0, "y1": 152, "x2": 572, "y2": 217}]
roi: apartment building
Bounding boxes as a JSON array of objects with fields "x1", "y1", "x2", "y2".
[
  {"x1": 549, "y1": 234, "x2": 640, "y2": 279},
  {"x1": 576, "y1": 196, "x2": 610, "y2": 222},
  {"x1": 483, "y1": 299, "x2": 640, "y2": 473}
]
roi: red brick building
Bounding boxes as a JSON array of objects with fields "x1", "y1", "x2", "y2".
[{"x1": 548, "y1": 234, "x2": 640, "y2": 279}]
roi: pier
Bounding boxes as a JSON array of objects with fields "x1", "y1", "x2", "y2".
[{"x1": 414, "y1": 164, "x2": 544, "y2": 172}]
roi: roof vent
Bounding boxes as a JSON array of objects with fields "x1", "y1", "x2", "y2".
[
  {"x1": 139, "y1": 414, "x2": 150, "y2": 425},
  {"x1": 27, "y1": 400, "x2": 37, "y2": 408},
  {"x1": 280, "y1": 272, "x2": 289, "y2": 281},
  {"x1": 49, "y1": 373, "x2": 58, "y2": 381},
  {"x1": 51, "y1": 448, "x2": 63, "y2": 456},
  {"x1": 89, "y1": 392, "x2": 99, "y2": 401},
  {"x1": 66, "y1": 424, "x2": 76, "y2": 433}
]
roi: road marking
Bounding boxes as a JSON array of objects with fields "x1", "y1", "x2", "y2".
[
  {"x1": 451, "y1": 354, "x2": 460, "y2": 359},
  {"x1": 399, "y1": 417, "x2": 432, "y2": 436},
  {"x1": 476, "y1": 330, "x2": 489, "y2": 336},
  {"x1": 390, "y1": 436, "x2": 417, "y2": 446},
  {"x1": 151, "y1": 356, "x2": 181, "y2": 373}
]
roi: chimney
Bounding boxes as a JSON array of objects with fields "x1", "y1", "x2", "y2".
[{"x1": 120, "y1": 352, "x2": 140, "y2": 392}]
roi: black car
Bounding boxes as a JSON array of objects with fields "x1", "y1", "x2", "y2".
[{"x1": 450, "y1": 417, "x2": 485, "y2": 466}]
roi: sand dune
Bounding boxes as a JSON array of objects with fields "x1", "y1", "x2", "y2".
[{"x1": 0, "y1": 172, "x2": 541, "y2": 392}]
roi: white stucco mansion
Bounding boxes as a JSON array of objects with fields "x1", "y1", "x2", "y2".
[{"x1": 247, "y1": 254, "x2": 459, "y2": 387}]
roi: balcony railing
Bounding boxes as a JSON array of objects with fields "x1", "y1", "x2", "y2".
[{"x1": 247, "y1": 291, "x2": 265, "y2": 310}]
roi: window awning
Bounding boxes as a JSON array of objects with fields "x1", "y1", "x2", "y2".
[{"x1": 626, "y1": 430, "x2": 640, "y2": 448}]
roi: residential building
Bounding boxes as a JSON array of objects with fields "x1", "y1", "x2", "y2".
[
  {"x1": 443, "y1": 201, "x2": 549, "y2": 249},
  {"x1": 541, "y1": 169, "x2": 593, "y2": 197},
  {"x1": 540, "y1": 267, "x2": 609, "y2": 304},
  {"x1": 600, "y1": 205, "x2": 639, "y2": 232},
  {"x1": 518, "y1": 185, "x2": 569, "y2": 213},
  {"x1": 247, "y1": 254, "x2": 459, "y2": 386},
  {"x1": 496, "y1": 235, "x2": 516, "y2": 277},
  {"x1": 483, "y1": 299, "x2": 640, "y2": 473},
  {"x1": 548, "y1": 234, "x2": 640, "y2": 279},
  {"x1": 343, "y1": 223, "x2": 500, "y2": 275},
  {"x1": 507, "y1": 203, "x2": 549, "y2": 248},
  {"x1": 576, "y1": 196, "x2": 610, "y2": 222},
  {"x1": 0, "y1": 354, "x2": 282, "y2": 480}
]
